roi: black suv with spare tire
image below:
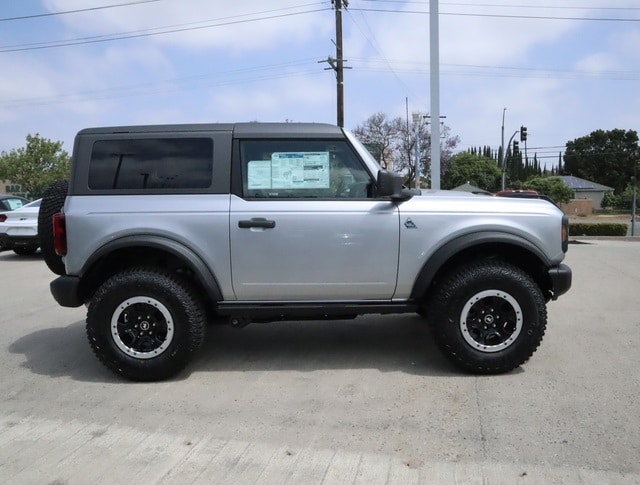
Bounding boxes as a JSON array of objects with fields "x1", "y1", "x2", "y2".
[{"x1": 40, "y1": 122, "x2": 571, "y2": 381}]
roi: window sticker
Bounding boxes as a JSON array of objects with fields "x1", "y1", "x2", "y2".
[
  {"x1": 247, "y1": 152, "x2": 330, "y2": 190},
  {"x1": 247, "y1": 160, "x2": 272, "y2": 189}
]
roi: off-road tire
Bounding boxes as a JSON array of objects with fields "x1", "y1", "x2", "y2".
[
  {"x1": 86, "y1": 268, "x2": 206, "y2": 381},
  {"x1": 38, "y1": 180, "x2": 68, "y2": 275},
  {"x1": 428, "y1": 260, "x2": 547, "y2": 374}
]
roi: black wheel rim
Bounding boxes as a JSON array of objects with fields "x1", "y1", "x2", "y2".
[
  {"x1": 110, "y1": 296, "x2": 174, "y2": 359},
  {"x1": 460, "y1": 289, "x2": 523, "y2": 353}
]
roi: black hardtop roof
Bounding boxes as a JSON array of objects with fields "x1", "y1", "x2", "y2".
[{"x1": 76, "y1": 122, "x2": 343, "y2": 138}]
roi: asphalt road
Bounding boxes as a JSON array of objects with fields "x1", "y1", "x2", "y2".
[{"x1": 0, "y1": 241, "x2": 639, "y2": 484}]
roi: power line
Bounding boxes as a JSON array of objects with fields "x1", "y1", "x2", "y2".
[
  {"x1": 443, "y1": 1, "x2": 640, "y2": 10},
  {"x1": 349, "y1": 6, "x2": 640, "y2": 22},
  {"x1": 345, "y1": 9, "x2": 426, "y2": 106},
  {"x1": 0, "y1": 0, "x2": 162, "y2": 22},
  {"x1": 348, "y1": 57, "x2": 640, "y2": 81},
  {"x1": 0, "y1": 4, "x2": 329, "y2": 53},
  {"x1": 360, "y1": 0, "x2": 640, "y2": 11},
  {"x1": 0, "y1": 58, "x2": 324, "y2": 108}
]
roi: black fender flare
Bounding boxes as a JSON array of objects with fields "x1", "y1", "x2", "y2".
[
  {"x1": 80, "y1": 235, "x2": 224, "y2": 301},
  {"x1": 410, "y1": 231, "x2": 551, "y2": 300}
]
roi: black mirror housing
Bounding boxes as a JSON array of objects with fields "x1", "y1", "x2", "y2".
[
  {"x1": 377, "y1": 170, "x2": 418, "y2": 200},
  {"x1": 377, "y1": 170, "x2": 403, "y2": 197}
]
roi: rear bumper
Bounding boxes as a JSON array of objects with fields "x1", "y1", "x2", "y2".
[
  {"x1": 50, "y1": 275, "x2": 83, "y2": 307},
  {"x1": 548, "y1": 263, "x2": 572, "y2": 300},
  {"x1": 0, "y1": 234, "x2": 39, "y2": 250}
]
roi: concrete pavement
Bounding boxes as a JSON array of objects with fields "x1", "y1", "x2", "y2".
[{"x1": 0, "y1": 241, "x2": 639, "y2": 484}]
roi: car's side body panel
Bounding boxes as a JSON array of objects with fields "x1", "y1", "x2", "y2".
[
  {"x1": 63, "y1": 194, "x2": 233, "y2": 298},
  {"x1": 394, "y1": 192, "x2": 567, "y2": 299},
  {"x1": 229, "y1": 195, "x2": 400, "y2": 300}
]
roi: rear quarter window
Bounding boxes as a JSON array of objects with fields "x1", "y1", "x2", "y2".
[{"x1": 88, "y1": 138, "x2": 213, "y2": 190}]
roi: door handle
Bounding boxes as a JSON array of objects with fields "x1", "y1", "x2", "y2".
[{"x1": 238, "y1": 218, "x2": 276, "y2": 229}]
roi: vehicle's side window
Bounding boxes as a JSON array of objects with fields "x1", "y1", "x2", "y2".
[
  {"x1": 88, "y1": 138, "x2": 213, "y2": 190},
  {"x1": 239, "y1": 139, "x2": 373, "y2": 199}
]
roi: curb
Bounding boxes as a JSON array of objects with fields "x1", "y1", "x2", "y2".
[{"x1": 570, "y1": 236, "x2": 640, "y2": 242}]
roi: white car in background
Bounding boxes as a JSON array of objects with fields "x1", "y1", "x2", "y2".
[{"x1": 0, "y1": 199, "x2": 41, "y2": 255}]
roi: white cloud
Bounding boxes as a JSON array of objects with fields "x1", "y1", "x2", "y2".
[
  {"x1": 44, "y1": 0, "x2": 333, "y2": 53},
  {"x1": 574, "y1": 52, "x2": 621, "y2": 73},
  {"x1": 345, "y1": 4, "x2": 583, "y2": 68},
  {"x1": 208, "y1": 73, "x2": 334, "y2": 123}
]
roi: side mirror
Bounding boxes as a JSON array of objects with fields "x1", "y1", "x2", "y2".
[
  {"x1": 377, "y1": 170, "x2": 403, "y2": 197},
  {"x1": 376, "y1": 170, "x2": 419, "y2": 200}
]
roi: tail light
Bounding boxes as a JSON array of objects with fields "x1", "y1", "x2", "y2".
[
  {"x1": 0, "y1": 214, "x2": 6, "y2": 222},
  {"x1": 53, "y1": 213, "x2": 67, "y2": 256},
  {"x1": 561, "y1": 214, "x2": 569, "y2": 253}
]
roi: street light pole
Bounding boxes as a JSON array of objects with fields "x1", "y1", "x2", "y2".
[
  {"x1": 333, "y1": 0, "x2": 346, "y2": 127},
  {"x1": 632, "y1": 186, "x2": 636, "y2": 236},
  {"x1": 412, "y1": 113, "x2": 421, "y2": 189},
  {"x1": 632, "y1": 170, "x2": 637, "y2": 236},
  {"x1": 500, "y1": 108, "x2": 506, "y2": 190},
  {"x1": 429, "y1": 0, "x2": 441, "y2": 190},
  {"x1": 504, "y1": 129, "x2": 520, "y2": 182}
]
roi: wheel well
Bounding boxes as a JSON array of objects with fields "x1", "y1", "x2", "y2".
[
  {"x1": 420, "y1": 242, "x2": 552, "y2": 303},
  {"x1": 78, "y1": 246, "x2": 217, "y2": 311}
]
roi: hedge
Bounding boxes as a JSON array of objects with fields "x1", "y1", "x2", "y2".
[{"x1": 569, "y1": 222, "x2": 628, "y2": 237}]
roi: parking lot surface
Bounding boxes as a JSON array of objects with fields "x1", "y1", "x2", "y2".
[{"x1": 0, "y1": 240, "x2": 639, "y2": 484}]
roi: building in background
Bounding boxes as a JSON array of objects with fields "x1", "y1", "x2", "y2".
[{"x1": 558, "y1": 176, "x2": 613, "y2": 211}]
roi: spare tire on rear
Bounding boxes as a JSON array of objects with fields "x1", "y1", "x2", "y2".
[{"x1": 38, "y1": 180, "x2": 68, "y2": 275}]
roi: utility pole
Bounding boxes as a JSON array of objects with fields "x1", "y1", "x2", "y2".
[
  {"x1": 321, "y1": 1, "x2": 349, "y2": 126},
  {"x1": 332, "y1": 0, "x2": 348, "y2": 127}
]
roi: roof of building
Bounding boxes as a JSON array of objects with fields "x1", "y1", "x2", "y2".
[
  {"x1": 453, "y1": 183, "x2": 492, "y2": 195},
  {"x1": 558, "y1": 175, "x2": 613, "y2": 191}
]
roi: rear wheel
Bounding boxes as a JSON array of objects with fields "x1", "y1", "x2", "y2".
[
  {"x1": 86, "y1": 268, "x2": 206, "y2": 381},
  {"x1": 428, "y1": 260, "x2": 547, "y2": 374},
  {"x1": 38, "y1": 180, "x2": 68, "y2": 275}
]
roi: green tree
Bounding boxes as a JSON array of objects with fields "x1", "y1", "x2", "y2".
[
  {"x1": 523, "y1": 176, "x2": 574, "y2": 204},
  {"x1": 620, "y1": 182, "x2": 640, "y2": 209},
  {"x1": 563, "y1": 129, "x2": 639, "y2": 194},
  {"x1": 0, "y1": 134, "x2": 70, "y2": 198},
  {"x1": 601, "y1": 191, "x2": 622, "y2": 210},
  {"x1": 442, "y1": 152, "x2": 501, "y2": 191}
]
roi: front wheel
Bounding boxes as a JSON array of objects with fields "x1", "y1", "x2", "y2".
[
  {"x1": 427, "y1": 260, "x2": 547, "y2": 374},
  {"x1": 86, "y1": 268, "x2": 206, "y2": 381}
]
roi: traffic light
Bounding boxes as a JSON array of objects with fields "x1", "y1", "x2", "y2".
[
  {"x1": 520, "y1": 126, "x2": 527, "y2": 142},
  {"x1": 513, "y1": 140, "x2": 519, "y2": 151}
]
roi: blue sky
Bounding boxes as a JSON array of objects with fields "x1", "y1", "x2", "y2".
[{"x1": 1, "y1": 0, "x2": 639, "y2": 171}]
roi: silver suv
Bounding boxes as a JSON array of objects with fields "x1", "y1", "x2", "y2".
[{"x1": 41, "y1": 123, "x2": 571, "y2": 381}]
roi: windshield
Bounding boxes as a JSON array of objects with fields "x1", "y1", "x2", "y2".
[{"x1": 343, "y1": 129, "x2": 382, "y2": 175}]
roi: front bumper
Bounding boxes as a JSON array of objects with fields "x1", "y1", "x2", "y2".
[
  {"x1": 50, "y1": 275, "x2": 83, "y2": 307},
  {"x1": 548, "y1": 263, "x2": 572, "y2": 300}
]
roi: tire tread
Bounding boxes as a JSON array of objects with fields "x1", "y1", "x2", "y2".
[
  {"x1": 428, "y1": 260, "x2": 547, "y2": 374},
  {"x1": 86, "y1": 267, "x2": 205, "y2": 381},
  {"x1": 38, "y1": 180, "x2": 68, "y2": 275}
]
